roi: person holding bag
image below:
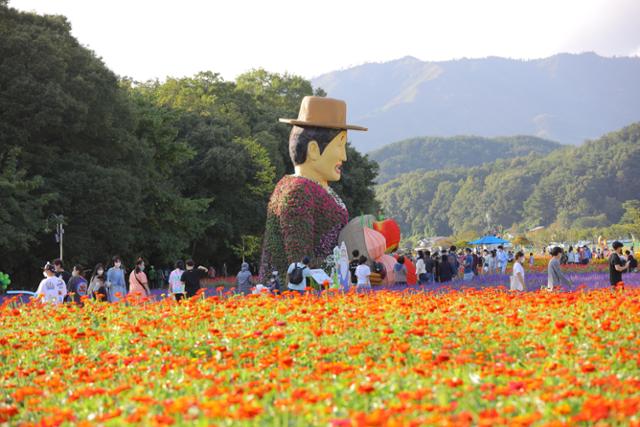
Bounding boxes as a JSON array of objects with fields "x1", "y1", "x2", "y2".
[
  {"x1": 129, "y1": 257, "x2": 150, "y2": 297},
  {"x1": 88, "y1": 264, "x2": 108, "y2": 301}
]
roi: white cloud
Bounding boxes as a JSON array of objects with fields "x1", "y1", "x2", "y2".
[{"x1": 9, "y1": 0, "x2": 640, "y2": 81}]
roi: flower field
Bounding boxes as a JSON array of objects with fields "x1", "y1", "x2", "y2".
[{"x1": 1, "y1": 286, "x2": 640, "y2": 426}]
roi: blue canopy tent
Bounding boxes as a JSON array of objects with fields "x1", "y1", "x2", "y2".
[{"x1": 468, "y1": 235, "x2": 510, "y2": 245}]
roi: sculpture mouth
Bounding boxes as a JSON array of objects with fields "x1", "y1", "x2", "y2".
[{"x1": 335, "y1": 163, "x2": 343, "y2": 174}]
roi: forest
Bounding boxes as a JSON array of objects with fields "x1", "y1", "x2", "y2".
[
  {"x1": 369, "y1": 135, "x2": 561, "y2": 183},
  {"x1": 0, "y1": 4, "x2": 379, "y2": 285},
  {"x1": 377, "y1": 122, "x2": 640, "y2": 241}
]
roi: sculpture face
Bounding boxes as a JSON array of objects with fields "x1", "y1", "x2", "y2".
[{"x1": 305, "y1": 131, "x2": 347, "y2": 183}]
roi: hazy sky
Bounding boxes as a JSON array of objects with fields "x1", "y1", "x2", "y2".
[{"x1": 10, "y1": 0, "x2": 640, "y2": 81}]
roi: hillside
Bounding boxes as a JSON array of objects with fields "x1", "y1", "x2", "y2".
[
  {"x1": 369, "y1": 135, "x2": 561, "y2": 183},
  {"x1": 312, "y1": 54, "x2": 640, "y2": 152},
  {"x1": 376, "y1": 122, "x2": 640, "y2": 237}
]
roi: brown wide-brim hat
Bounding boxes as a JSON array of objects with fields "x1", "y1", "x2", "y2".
[{"x1": 279, "y1": 96, "x2": 367, "y2": 131}]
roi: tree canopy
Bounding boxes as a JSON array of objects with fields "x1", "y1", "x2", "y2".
[
  {"x1": 378, "y1": 123, "x2": 640, "y2": 239},
  {"x1": 370, "y1": 135, "x2": 561, "y2": 183},
  {"x1": 0, "y1": 6, "x2": 379, "y2": 287}
]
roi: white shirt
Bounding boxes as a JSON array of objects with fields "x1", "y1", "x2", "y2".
[
  {"x1": 36, "y1": 276, "x2": 66, "y2": 304},
  {"x1": 169, "y1": 268, "x2": 184, "y2": 294},
  {"x1": 511, "y1": 261, "x2": 525, "y2": 291},
  {"x1": 415, "y1": 258, "x2": 426, "y2": 275},
  {"x1": 355, "y1": 264, "x2": 371, "y2": 285},
  {"x1": 512, "y1": 261, "x2": 525, "y2": 279},
  {"x1": 287, "y1": 263, "x2": 312, "y2": 291},
  {"x1": 497, "y1": 250, "x2": 508, "y2": 265}
]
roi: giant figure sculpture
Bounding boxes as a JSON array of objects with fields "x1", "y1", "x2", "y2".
[{"x1": 259, "y1": 96, "x2": 367, "y2": 280}]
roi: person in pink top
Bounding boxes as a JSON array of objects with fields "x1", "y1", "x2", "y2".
[{"x1": 129, "y1": 257, "x2": 150, "y2": 297}]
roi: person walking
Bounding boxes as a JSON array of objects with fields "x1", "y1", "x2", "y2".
[
  {"x1": 129, "y1": 258, "x2": 150, "y2": 298},
  {"x1": 438, "y1": 250, "x2": 454, "y2": 283},
  {"x1": 180, "y1": 260, "x2": 208, "y2": 298},
  {"x1": 355, "y1": 255, "x2": 371, "y2": 292},
  {"x1": 236, "y1": 262, "x2": 253, "y2": 295},
  {"x1": 147, "y1": 266, "x2": 158, "y2": 290},
  {"x1": 349, "y1": 250, "x2": 360, "y2": 285},
  {"x1": 433, "y1": 253, "x2": 441, "y2": 282},
  {"x1": 510, "y1": 251, "x2": 526, "y2": 291},
  {"x1": 267, "y1": 270, "x2": 281, "y2": 294},
  {"x1": 528, "y1": 252, "x2": 535, "y2": 269},
  {"x1": 462, "y1": 248, "x2": 474, "y2": 281},
  {"x1": 415, "y1": 251, "x2": 427, "y2": 285},
  {"x1": 393, "y1": 256, "x2": 408, "y2": 286},
  {"x1": 36, "y1": 262, "x2": 67, "y2": 304},
  {"x1": 488, "y1": 250, "x2": 497, "y2": 274},
  {"x1": 168, "y1": 260, "x2": 186, "y2": 300},
  {"x1": 609, "y1": 241, "x2": 631, "y2": 289},
  {"x1": 287, "y1": 256, "x2": 312, "y2": 294},
  {"x1": 66, "y1": 265, "x2": 88, "y2": 304},
  {"x1": 448, "y1": 246, "x2": 460, "y2": 279},
  {"x1": 472, "y1": 250, "x2": 480, "y2": 276},
  {"x1": 497, "y1": 246, "x2": 508, "y2": 274},
  {"x1": 583, "y1": 245, "x2": 592, "y2": 265},
  {"x1": 53, "y1": 259, "x2": 71, "y2": 286},
  {"x1": 88, "y1": 264, "x2": 108, "y2": 301},
  {"x1": 106, "y1": 256, "x2": 127, "y2": 302},
  {"x1": 625, "y1": 250, "x2": 638, "y2": 273},
  {"x1": 424, "y1": 251, "x2": 435, "y2": 283},
  {"x1": 482, "y1": 249, "x2": 490, "y2": 274},
  {"x1": 547, "y1": 247, "x2": 572, "y2": 291}
]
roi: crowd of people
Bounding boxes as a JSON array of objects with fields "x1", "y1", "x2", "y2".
[
  {"x1": 31, "y1": 240, "x2": 638, "y2": 304},
  {"x1": 345, "y1": 241, "x2": 636, "y2": 293},
  {"x1": 33, "y1": 254, "x2": 285, "y2": 304},
  {"x1": 34, "y1": 256, "x2": 221, "y2": 304}
]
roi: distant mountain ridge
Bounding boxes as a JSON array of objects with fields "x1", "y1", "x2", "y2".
[
  {"x1": 375, "y1": 122, "x2": 640, "y2": 237},
  {"x1": 312, "y1": 53, "x2": 640, "y2": 152},
  {"x1": 369, "y1": 135, "x2": 561, "y2": 183}
]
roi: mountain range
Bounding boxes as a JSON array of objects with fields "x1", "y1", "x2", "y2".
[
  {"x1": 312, "y1": 53, "x2": 640, "y2": 152},
  {"x1": 375, "y1": 122, "x2": 640, "y2": 237},
  {"x1": 369, "y1": 135, "x2": 561, "y2": 183}
]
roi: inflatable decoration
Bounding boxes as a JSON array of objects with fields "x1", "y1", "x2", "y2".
[
  {"x1": 338, "y1": 216, "x2": 375, "y2": 263},
  {"x1": 377, "y1": 254, "x2": 397, "y2": 285},
  {"x1": 373, "y1": 217, "x2": 401, "y2": 253},
  {"x1": 259, "y1": 97, "x2": 367, "y2": 280},
  {"x1": 337, "y1": 215, "x2": 411, "y2": 285},
  {"x1": 363, "y1": 227, "x2": 386, "y2": 261}
]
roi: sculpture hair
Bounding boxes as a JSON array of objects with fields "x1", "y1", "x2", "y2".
[{"x1": 289, "y1": 125, "x2": 342, "y2": 165}]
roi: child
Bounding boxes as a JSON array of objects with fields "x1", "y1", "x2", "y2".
[
  {"x1": 528, "y1": 252, "x2": 534, "y2": 268},
  {"x1": 355, "y1": 255, "x2": 372, "y2": 291}
]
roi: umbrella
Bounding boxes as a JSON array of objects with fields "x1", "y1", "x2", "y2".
[{"x1": 468, "y1": 235, "x2": 510, "y2": 245}]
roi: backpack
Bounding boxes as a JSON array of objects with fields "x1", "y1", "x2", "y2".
[{"x1": 288, "y1": 263, "x2": 306, "y2": 285}]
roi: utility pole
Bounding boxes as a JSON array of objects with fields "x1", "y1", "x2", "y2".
[{"x1": 47, "y1": 214, "x2": 65, "y2": 261}]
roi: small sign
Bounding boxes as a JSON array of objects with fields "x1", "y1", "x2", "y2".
[{"x1": 308, "y1": 269, "x2": 331, "y2": 287}]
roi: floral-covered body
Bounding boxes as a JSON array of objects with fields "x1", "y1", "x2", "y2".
[{"x1": 259, "y1": 175, "x2": 348, "y2": 281}]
